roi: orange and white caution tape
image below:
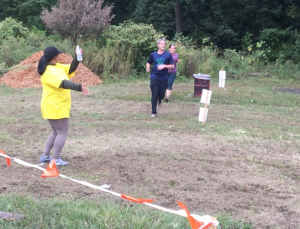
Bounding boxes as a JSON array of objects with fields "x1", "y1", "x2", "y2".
[{"x1": 0, "y1": 151, "x2": 219, "y2": 229}]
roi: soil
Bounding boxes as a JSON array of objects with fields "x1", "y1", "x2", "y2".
[
  {"x1": 275, "y1": 88, "x2": 300, "y2": 94},
  {"x1": 0, "y1": 87, "x2": 300, "y2": 228},
  {"x1": 0, "y1": 51, "x2": 102, "y2": 88}
]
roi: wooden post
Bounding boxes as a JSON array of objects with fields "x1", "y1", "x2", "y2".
[
  {"x1": 208, "y1": 217, "x2": 218, "y2": 229},
  {"x1": 221, "y1": 68, "x2": 223, "y2": 88}
]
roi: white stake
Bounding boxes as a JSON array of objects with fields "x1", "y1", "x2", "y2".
[
  {"x1": 219, "y1": 69, "x2": 226, "y2": 88},
  {"x1": 199, "y1": 89, "x2": 212, "y2": 125}
]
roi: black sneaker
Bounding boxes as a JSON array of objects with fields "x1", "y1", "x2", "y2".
[{"x1": 165, "y1": 97, "x2": 169, "y2": 102}]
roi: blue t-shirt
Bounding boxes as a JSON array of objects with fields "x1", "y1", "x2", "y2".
[{"x1": 147, "y1": 51, "x2": 174, "y2": 81}]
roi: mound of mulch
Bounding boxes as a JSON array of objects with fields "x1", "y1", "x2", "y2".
[{"x1": 0, "y1": 51, "x2": 102, "y2": 88}]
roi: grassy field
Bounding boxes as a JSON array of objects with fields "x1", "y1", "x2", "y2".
[{"x1": 1, "y1": 76, "x2": 300, "y2": 228}]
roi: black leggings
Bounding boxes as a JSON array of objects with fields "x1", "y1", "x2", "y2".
[{"x1": 150, "y1": 79, "x2": 167, "y2": 114}]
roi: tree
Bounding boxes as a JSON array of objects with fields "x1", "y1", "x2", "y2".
[
  {"x1": 103, "y1": 0, "x2": 138, "y2": 25},
  {"x1": 132, "y1": 0, "x2": 175, "y2": 39},
  {"x1": 41, "y1": 0, "x2": 114, "y2": 46},
  {"x1": 0, "y1": 0, "x2": 58, "y2": 29},
  {"x1": 131, "y1": 0, "x2": 300, "y2": 49},
  {"x1": 175, "y1": 0, "x2": 183, "y2": 33}
]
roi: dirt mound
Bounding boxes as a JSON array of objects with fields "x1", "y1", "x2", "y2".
[{"x1": 0, "y1": 51, "x2": 102, "y2": 88}]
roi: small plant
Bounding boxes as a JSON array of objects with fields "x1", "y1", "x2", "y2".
[{"x1": 0, "y1": 62, "x2": 11, "y2": 76}]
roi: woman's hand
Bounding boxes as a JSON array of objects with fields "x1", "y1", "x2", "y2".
[
  {"x1": 82, "y1": 83, "x2": 89, "y2": 96},
  {"x1": 177, "y1": 59, "x2": 181, "y2": 63},
  {"x1": 75, "y1": 48, "x2": 83, "y2": 55}
]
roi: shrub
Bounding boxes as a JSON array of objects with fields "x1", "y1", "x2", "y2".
[
  {"x1": 175, "y1": 44, "x2": 218, "y2": 78},
  {"x1": 0, "y1": 62, "x2": 11, "y2": 76},
  {"x1": 259, "y1": 28, "x2": 300, "y2": 63},
  {"x1": 0, "y1": 17, "x2": 29, "y2": 40},
  {"x1": 0, "y1": 18, "x2": 72, "y2": 68},
  {"x1": 84, "y1": 21, "x2": 164, "y2": 78}
]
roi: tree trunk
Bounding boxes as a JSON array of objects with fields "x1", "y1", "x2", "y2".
[{"x1": 175, "y1": 0, "x2": 183, "y2": 34}]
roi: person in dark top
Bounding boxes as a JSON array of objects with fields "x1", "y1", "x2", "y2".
[{"x1": 146, "y1": 38, "x2": 174, "y2": 117}]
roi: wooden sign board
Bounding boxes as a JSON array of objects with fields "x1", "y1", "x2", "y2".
[
  {"x1": 200, "y1": 89, "x2": 212, "y2": 104},
  {"x1": 198, "y1": 107, "x2": 208, "y2": 122}
]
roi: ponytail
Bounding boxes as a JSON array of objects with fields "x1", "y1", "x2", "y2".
[
  {"x1": 37, "y1": 56, "x2": 48, "y2": 75},
  {"x1": 38, "y1": 46, "x2": 61, "y2": 75}
]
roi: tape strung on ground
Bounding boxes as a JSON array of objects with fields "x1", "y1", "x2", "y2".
[{"x1": 0, "y1": 152, "x2": 219, "y2": 229}]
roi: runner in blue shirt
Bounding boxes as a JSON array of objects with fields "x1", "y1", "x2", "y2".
[{"x1": 146, "y1": 38, "x2": 174, "y2": 117}]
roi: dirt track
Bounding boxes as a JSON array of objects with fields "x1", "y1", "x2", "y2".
[{"x1": 1, "y1": 83, "x2": 300, "y2": 228}]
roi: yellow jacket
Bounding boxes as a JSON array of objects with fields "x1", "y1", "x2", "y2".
[{"x1": 41, "y1": 63, "x2": 75, "y2": 119}]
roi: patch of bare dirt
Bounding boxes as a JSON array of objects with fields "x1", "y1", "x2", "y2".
[
  {"x1": 275, "y1": 88, "x2": 300, "y2": 94},
  {"x1": 0, "y1": 51, "x2": 102, "y2": 88}
]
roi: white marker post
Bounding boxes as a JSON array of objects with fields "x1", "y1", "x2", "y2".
[
  {"x1": 199, "y1": 89, "x2": 212, "y2": 125},
  {"x1": 219, "y1": 69, "x2": 226, "y2": 88}
]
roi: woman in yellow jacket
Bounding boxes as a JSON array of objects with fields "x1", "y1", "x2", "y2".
[{"x1": 38, "y1": 46, "x2": 89, "y2": 166}]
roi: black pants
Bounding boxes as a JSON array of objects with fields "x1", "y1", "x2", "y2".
[{"x1": 150, "y1": 79, "x2": 167, "y2": 114}]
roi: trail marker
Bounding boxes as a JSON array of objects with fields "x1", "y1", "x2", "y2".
[
  {"x1": 199, "y1": 89, "x2": 212, "y2": 125},
  {"x1": 219, "y1": 69, "x2": 226, "y2": 88},
  {"x1": 41, "y1": 160, "x2": 60, "y2": 178},
  {"x1": 0, "y1": 150, "x2": 11, "y2": 166}
]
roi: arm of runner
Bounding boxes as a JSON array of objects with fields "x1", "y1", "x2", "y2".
[
  {"x1": 146, "y1": 53, "x2": 153, "y2": 72},
  {"x1": 157, "y1": 64, "x2": 174, "y2": 70},
  {"x1": 146, "y1": 63, "x2": 151, "y2": 72},
  {"x1": 157, "y1": 53, "x2": 174, "y2": 70}
]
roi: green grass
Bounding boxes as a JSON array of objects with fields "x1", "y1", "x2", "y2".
[
  {"x1": 0, "y1": 195, "x2": 251, "y2": 229},
  {"x1": 62, "y1": 77, "x2": 300, "y2": 143}
]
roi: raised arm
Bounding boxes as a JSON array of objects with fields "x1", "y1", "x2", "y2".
[{"x1": 69, "y1": 57, "x2": 79, "y2": 74}]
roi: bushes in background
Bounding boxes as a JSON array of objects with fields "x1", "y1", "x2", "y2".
[
  {"x1": 0, "y1": 18, "x2": 72, "y2": 75},
  {"x1": 1, "y1": 18, "x2": 300, "y2": 80},
  {"x1": 82, "y1": 21, "x2": 164, "y2": 78}
]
